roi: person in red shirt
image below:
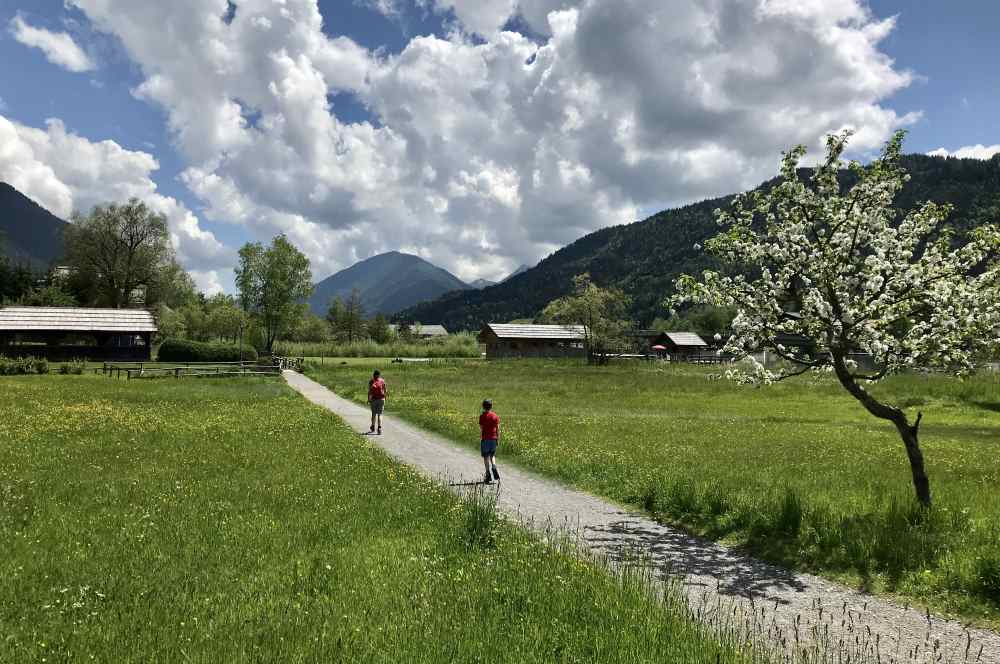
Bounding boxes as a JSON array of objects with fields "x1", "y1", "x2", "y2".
[
  {"x1": 478, "y1": 399, "x2": 500, "y2": 484},
  {"x1": 367, "y1": 370, "x2": 387, "y2": 434}
]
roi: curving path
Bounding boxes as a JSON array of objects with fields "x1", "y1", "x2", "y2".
[{"x1": 284, "y1": 370, "x2": 998, "y2": 663}]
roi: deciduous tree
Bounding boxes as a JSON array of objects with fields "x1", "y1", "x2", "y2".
[
  {"x1": 673, "y1": 131, "x2": 1000, "y2": 506},
  {"x1": 235, "y1": 235, "x2": 314, "y2": 353},
  {"x1": 63, "y1": 199, "x2": 175, "y2": 308},
  {"x1": 542, "y1": 273, "x2": 630, "y2": 364}
]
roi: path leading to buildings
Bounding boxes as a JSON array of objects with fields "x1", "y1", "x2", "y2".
[{"x1": 284, "y1": 370, "x2": 998, "y2": 663}]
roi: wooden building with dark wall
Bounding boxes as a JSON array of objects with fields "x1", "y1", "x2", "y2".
[
  {"x1": 660, "y1": 332, "x2": 709, "y2": 360},
  {"x1": 0, "y1": 307, "x2": 157, "y2": 360},
  {"x1": 479, "y1": 323, "x2": 586, "y2": 358}
]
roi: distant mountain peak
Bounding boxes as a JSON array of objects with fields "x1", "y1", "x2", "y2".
[{"x1": 308, "y1": 250, "x2": 470, "y2": 316}]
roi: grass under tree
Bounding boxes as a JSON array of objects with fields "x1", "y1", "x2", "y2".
[
  {"x1": 0, "y1": 374, "x2": 762, "y2": 663},
  {"x1": 306, "y1": 359, "x2": 1000, "y2": 628}
]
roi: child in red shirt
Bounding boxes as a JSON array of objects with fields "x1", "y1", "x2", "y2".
[
  {"x1": 479, "y1": 399, "x2": 500, "y2": 484},
  {"x1": 367, "y1": 370, "x2": 387, "y2": 434}
]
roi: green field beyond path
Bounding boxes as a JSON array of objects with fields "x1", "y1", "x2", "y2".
[
  {"x1": 306, "y1": 360, "x2": 1000, "y2": 628},
  {"x1": 0, "y1": 375, "x2": 755, "y2": 663}
]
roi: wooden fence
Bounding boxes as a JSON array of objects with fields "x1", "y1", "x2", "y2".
[{"x1": 103, "y1": 360, "x2": 284, "y2": 380}]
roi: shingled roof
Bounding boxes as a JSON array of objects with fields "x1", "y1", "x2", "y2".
[
  {"x1": 0, "y1": 307, "x2": 158, "y2": 333},
  {"x1": 483, "y1": 323, "x2": 586, "y2": 340},
  {"x1": 664, "y1": 332, "x2": 707, "y2": 347}
]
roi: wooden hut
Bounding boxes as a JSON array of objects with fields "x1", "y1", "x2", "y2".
[
  {"x1": 389, "y1": 323, "x2": 449, "y2": 338},
  {"x1": 0, "y1": 307, "x2": 157, "y2": 360},
  {"x1": 661, "y1": 332, "x2": 709, "y2": 360},
  {"x1": 478, "y1": 323, "x2": 586, "y2": 358}
]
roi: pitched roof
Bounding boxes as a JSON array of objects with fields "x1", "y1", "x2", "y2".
[
  {"x1": 388, "y1": 323, "x2": 449, "y2": 336},
  {"x1": 415, "y1": 324, "x2": 448, "y2": 336},
  {"x1": 484, "y1": 323, "x2": 586, "y2": 340},
  {"x1": 0, "y1": 307, "x2": 158, "y2": 333},
  {"x1": 665, "y1": 332, "x2": 707, "y2": 347}
]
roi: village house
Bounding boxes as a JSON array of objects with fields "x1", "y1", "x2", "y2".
[{"x1": 478, "y1": 323, "x2": 587, "y2": 359}]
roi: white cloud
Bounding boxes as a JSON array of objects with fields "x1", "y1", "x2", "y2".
[
  {"x1": 0, "y1": 114, "x2": 229, "y2": 273},
  {"x1": 9, "y1": 15, "x2": 96, "y2": 73},
  {"x1": 67, "y1": 0, "x2": 915, "y2": 283},
  {"x1": 188, "y1": 270, "x2": 226, "y2": 295},
  {"x1": 927, "y1": 144, "x2": 1000, "y2": 160}
]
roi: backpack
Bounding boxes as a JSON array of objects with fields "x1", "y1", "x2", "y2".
[{"x1": 370, "y1": 379, "x2": 386, "y2": 399}]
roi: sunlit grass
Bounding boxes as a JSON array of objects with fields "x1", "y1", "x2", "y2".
[
  {"x1": 306, "y1": 359, "x2": 1000, "y2": 628},
  {"x1": 0, "y1": 374, "x2": 760, "y2": 663}
]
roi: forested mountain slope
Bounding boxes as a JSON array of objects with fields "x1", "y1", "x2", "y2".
[
  {"x1": 399, "y1": 154, "x2": 1000, "y2": 330},
  {"x1": 0, "y1": 183, "x2": 69, "y2": 268}
]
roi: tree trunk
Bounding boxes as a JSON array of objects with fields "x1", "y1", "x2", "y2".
[
  {"x1": 831, "y1": 352, "x2": 932, "y2": 507},
  {"x1": 892, "y1": 413, "x2": 932, "y2": 507}
]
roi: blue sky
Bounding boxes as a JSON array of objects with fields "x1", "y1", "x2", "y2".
[{"x1": 0, "y1": 1, "x2": 997, "y2": 292}]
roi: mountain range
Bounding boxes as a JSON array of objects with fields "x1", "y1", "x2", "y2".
[
  {"x1": 398, "y1": 153, "x2": 1000, "y2": 330},
  {"x1": 5, "y1": 152, "x2": 998, "y2": 326},
  {"x1": 0, "y1": 183, "x2": 69, "y2": 268}
]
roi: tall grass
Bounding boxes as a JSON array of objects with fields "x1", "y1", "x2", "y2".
[
  {"x1": 305, "y1": 360, "x2": 1000, "y2": 628},
  {"x1": 0, "y1": 374, "x2": 767, "y2": 662},
  {"x1": 275, "y1": 331, "x2": 481, "y2": 358}
]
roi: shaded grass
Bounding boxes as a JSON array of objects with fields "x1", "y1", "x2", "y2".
[
  {"x1": 0, "y1": 375, "x2": 760, "y2": 663},
  {"x1": 305, "y1": 359, "x2": 1000, "y2": 628}
]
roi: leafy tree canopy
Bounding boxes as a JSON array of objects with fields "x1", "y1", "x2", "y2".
[
  {"x1": 541, "y1": 273, "x2": 631, "y2": 363},
  {"x1": 235, "y1": 234, "x2": 314, "y2": 352},
  {"x1": 63, "y1": 199, "x2": 175, "y2": 308}
]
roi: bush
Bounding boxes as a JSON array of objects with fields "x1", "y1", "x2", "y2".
[
  {"x1": 0, "y1": 355, "x2": 56, "y2": 375},
  {"x1": 157, "y1": 338, "x2": 258, "y2": 363}
]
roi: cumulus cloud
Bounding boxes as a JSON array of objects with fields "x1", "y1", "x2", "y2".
[
  {"x1": 927, "y1": 144, "x2": 1000, "y2": 160},
  {"x1": 68, "y1": 0, "x2": 915, "y2": 283},
  {"x1": 0, "y1": 114, "x2": 229, "y2": 273},
  {"x1": 9, "y1": 15, "x2": 96, "y2": 72}
]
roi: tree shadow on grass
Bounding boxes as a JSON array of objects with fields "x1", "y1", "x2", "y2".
[{"x1": 584, "y1": 517, "x2": 807, "y2": 604}]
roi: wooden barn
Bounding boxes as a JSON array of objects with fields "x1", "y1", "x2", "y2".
[
  {"x1": 0, "y1": 307, "x2": 157, "y2": 360},
  {"x1": 479, "y1": 323, "x2": 586, "y2": 359},
  {"x1": 659, "y1": 332, "x2": 709, "y2": 360},
  {"x1": 389, "y1": 323, "x2": 449, "y2": 338}
]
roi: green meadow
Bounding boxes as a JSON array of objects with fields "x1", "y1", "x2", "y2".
[
  {"x1": 306, "y1": 359, "x2": 1000, "y2": 628},
  {"x1": 0, "y1": 375, "x2": 759, "y2": 663}
]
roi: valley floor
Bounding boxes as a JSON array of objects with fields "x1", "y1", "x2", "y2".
[
  {"x1": 0, "y1": 373, "x2": 756, "y2": 663},
  {"x1": 286, "y1": 370, "x2": 1000, "y2": 664},
  {"x1": 304, "y1": 359, "x2": 1000, "y2": 630}
]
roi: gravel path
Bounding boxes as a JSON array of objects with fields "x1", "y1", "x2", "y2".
[{"x1": 285, "y1": 371, "x2": 999, "y2": 663}]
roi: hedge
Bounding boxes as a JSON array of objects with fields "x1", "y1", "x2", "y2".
[{"x1": 156, "y1": 338, "x2": 258, "y2": 363}]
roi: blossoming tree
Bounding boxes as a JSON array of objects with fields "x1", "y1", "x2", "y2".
[{"x1": 673, "y1": 131, "x2": 1000, "y2": 506}]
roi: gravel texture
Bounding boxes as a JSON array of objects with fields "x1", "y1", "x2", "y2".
[{"x1": 285, "y1": 370, "x2": 999, "y2": 663}]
